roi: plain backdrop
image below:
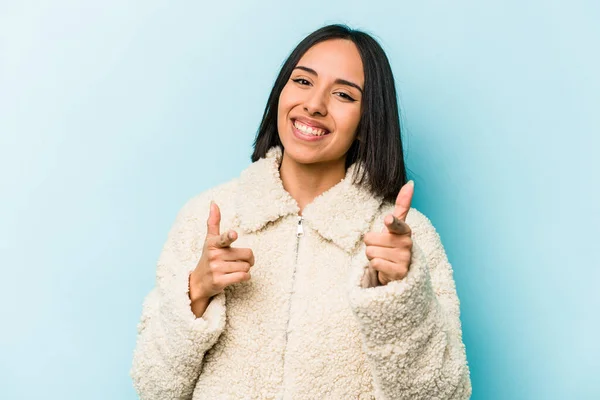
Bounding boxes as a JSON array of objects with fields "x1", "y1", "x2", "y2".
[{"x1": 1, "y1": 1, "x2": 599, "y2": 399}]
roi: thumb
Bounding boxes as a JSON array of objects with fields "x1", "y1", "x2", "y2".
[
  {"x1": 206, "y1": 201, "x2": 221, "y2": 237},
  {"x1": 393, "y1": 180, "x2": 414, "y2": 222},
  {"x1": 361, "y1": 264, "x2": 380, "y2": 288}
]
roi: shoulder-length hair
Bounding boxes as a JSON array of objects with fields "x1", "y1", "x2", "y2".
[{"x1": 251, "y1": 24, "x2": 407, "y2": 203}]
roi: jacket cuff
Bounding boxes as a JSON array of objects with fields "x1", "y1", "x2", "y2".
[
  {"x1": 158, "y1": 267, "x2": 227, "y2": 363},
  {"x1": 348, "y1": 243, "x2": 435, "y2": 345}
]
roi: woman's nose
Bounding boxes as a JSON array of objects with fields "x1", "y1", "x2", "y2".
[{"x1": 303, "y1": 89, "x2": 328, "y2": 116}]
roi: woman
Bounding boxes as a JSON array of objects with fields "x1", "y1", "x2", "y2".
[{"x1": 131, "y1": 24, "x2": 472, "y2": 399}]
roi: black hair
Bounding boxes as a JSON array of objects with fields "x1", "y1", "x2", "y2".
[{"x1": 251, "y1": 24, "x2": 407, "y2": 203}]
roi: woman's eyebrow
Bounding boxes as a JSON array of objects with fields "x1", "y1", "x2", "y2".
[{"x1": 293, "y1": 65, "x2": 363, "y2": 94}]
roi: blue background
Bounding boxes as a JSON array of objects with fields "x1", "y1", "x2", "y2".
[{"x1": 1, "y1": 1, "x2": 598, "y2": 399}]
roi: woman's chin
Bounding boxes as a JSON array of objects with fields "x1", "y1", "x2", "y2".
[{"x1": 282, "y1": 148, "x2": 320, "y2": 166}]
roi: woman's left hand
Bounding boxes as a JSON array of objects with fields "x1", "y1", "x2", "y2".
[{"x1": 363, "y1": 180, "x2": 415, "y2": 286}]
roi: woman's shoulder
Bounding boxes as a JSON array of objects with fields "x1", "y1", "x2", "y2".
[
  {"x1": 191, "y1": 178, "x2": 239, "y2": 205},
  {"x1": 175, "y1": 177, "x2": 241, "y2": 223}
]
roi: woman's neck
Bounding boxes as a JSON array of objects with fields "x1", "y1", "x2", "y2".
[{"x1": 279, "y1": 152, "x2": 347, "y2": 215}]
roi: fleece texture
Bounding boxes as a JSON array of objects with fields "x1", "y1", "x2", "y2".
[{"x1": 130, "y1": 146, "x2": 472, "y2": 399}]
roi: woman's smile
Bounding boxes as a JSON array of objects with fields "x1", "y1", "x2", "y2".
[{"x1": 291, "y1": 118, "x2": 331, "y2": 142}]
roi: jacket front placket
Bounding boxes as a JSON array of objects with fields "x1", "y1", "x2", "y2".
[{"x1": 279, "y1": 213, "x2": 305, "y2": 400}]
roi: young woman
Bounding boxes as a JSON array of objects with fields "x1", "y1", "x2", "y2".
[{"x1": 131, "y1": 24, "x2": 472, "y2": 399}]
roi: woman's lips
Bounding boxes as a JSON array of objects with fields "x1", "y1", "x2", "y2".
[
  {"x1": 291, "y1": 121, "x2": 330, "y2": 142},
  {"x1": 292, "y1": 118, "x2": 330, "y2": 134},
  {"x1": 292, "y1": 119, "x2": 330, "y2": 136}
]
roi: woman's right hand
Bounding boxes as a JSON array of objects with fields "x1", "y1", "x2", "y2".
[{"x1": 188, "y1": 201, "x2": 255, "y2": 317}]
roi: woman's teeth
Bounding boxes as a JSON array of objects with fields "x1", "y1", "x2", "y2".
[{"x1": 294, "y1": 120, "x2": 328, "y2": 136}]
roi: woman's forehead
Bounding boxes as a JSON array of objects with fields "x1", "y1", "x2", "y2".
[{"x1": 296, "y1": 39, "x2": 364, "y2": 85}]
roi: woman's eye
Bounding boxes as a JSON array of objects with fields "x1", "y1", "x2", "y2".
[
  {"x1": 336, "y1": 92, "x2": 356, "y2": 102},
  {"x1": 292, "y1": 78, "x2": 310, "y2": 86}
]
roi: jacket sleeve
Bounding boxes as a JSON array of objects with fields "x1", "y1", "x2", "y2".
[
  {"x1": 348, "y1": 210, "x2": 472, "y2": 400},
  {"x1": 130, "y1": 196, "x2": 227, "y2": 400}
]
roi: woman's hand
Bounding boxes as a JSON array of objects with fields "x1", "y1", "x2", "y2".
[
  {"x1": 189, "y1": 201, "x2": 255, "y2": 317},
  {"x1": 363, "y1": 180, "x2": 414, "y2": 286}
]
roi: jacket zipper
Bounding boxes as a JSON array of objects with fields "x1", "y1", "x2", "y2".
[
  {"x1": 281, "y1": 215, "x2": 303, "y2": 399},
  {"x1": 296, "y1": 216, "x2": 304, "y2": 238}
]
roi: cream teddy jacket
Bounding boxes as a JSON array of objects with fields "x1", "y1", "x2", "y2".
[{"x1": 130, "y1": 146, "x2": 472, "y2": 399}]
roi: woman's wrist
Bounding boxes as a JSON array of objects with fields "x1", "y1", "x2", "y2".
[
  {"x1": 190, "y1": 296, "x2": 211, "y2": 318},
  {"x1": 188, "y1": 272, "x2": 211, "y2": 318}
]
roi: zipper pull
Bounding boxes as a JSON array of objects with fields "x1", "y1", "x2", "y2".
[{"x1": 297, "y1": 216, "x2": 304, "y2": 237}]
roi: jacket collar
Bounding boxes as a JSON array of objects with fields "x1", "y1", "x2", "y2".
[{"x1": 234, "y1": 146, "x2": 384, "y2": 253}]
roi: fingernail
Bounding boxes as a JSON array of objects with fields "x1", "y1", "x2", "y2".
[
  {"x1": 228, "y1": 231, "x2": 235, "y2": 240},
  {"x1": 384, "y1": 214, "x2": 394, "y2": 225},
  {"x1": 407, "y1": 180, "x2": 414, "y2": 187}
]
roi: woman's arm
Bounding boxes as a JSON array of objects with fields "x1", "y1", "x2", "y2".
[
  {"x1": 130, "y1": 195, "x2": 227, "y2": 400},
  {"x1": 348, "y1": 209, "x2": 472, "y2": 399}
]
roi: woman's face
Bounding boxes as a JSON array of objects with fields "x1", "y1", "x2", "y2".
[{"x1": 277, "y1": 39, "x2": 364, "y2": 167}]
